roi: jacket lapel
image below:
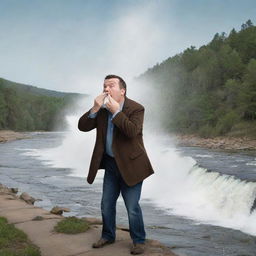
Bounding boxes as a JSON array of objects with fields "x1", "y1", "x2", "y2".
[
  {"x1": 122, "y1": 96, "x2": 130, "y2": 114},
  {"x1": 113, "y1": 97, "x2": 130, "y2": 138}
]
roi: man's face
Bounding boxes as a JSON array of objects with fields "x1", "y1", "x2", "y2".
[{"x1": 103, "y1": 78, "x2": 125, "y2": 103}]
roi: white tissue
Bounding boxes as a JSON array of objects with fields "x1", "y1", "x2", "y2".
[
  {"x1": 104, "y1": 96, "x2": 109, "y2": 105},
  {"x1": 101, "y1": 96, "x2": 109, "y2": 109}
]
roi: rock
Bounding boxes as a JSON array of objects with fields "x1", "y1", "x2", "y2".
[
  {"x1": 11, "y1": 188, "x2": 18, "y2": 194},
  {"x1": 0, "y1": 184, "x2": 18, "y2": 195},
  {"x1": 20, "y1": 192, "x2": 36, "y2": 205},
  {"x1": 50, "y1": 206, "x2": 71, "y2": 215},
  {"x1": 6, "y1": 195, "x2": 18, "y2": 200},
  {"x1": 0, "y1": 130, "x2": 27, "y2": 143},
  {"x1": 0, "y1": 184, "x2": 10, "y2": 193},
  {"x1": 175, "y1": 133, "x2": 256, "y2": 151}
]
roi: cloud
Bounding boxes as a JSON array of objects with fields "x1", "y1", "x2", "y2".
[
  {"x1": 73, "y1": 1, "x2": 175, "y2": 96},
  {"x1": 0, "y1": 0, "x2": 255, "y2": 95}
]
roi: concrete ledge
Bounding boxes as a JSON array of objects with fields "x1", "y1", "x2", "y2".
[{"x1": 0, "y1": 189, "x2": 178, "y2": 256}]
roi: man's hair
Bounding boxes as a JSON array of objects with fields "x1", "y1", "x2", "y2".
[{"x1": 105, "y1": 74, "x2": 127, "y2": 96}]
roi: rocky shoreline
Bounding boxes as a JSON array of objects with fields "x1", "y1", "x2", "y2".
[
  {"x1": 1, "y1": 129, "x2": 256, "y2": 152},
  {"x1": 173, "y1": 134, "x2": 256, "y2": 151},
  {"x1": 0, "y1": 184, "x2": 177, "y2": 256},
  {"x1": 0, "y1": 130, "x2": 28, "y2": 143}
]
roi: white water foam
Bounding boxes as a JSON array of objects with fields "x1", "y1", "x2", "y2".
[
  {"x1": 195, "y1": 154, "x2": 213, "y2": 158},
  {"x1": 246, "y1": 161, "x2": 256, "y2": 166},
  {"x1": 143, "y1": 134, "x2": 256, "y2": 235},
  {"x1": 20, "y1": 114, "x2": 256, "y2": 236}
]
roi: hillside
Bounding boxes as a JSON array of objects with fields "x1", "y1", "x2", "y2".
[
  {"x1": 137, "y1": 19, "x2": 256, "y2": 138},
  {"x1": 0, "y1": 78, "x2": 83, "y2": 99},
  {"x1": 0, "y1": 78, "x2": 86, "y2": 131}
]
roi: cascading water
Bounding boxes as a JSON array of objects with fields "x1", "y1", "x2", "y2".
[{"x1": 24, "y1": 107, "x2": 256, "y2": 237}]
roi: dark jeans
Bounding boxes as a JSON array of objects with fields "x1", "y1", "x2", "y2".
[{"x1": 101, "y1": 154, "x2": 146, "y2": 244}]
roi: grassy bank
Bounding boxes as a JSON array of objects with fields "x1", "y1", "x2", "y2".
[
  {"x1": 0, "y1": 217, "x2": 41, "y2": 256},
  {"x1": 54, "y1": 216, "x2": 90, "y2": 234}
]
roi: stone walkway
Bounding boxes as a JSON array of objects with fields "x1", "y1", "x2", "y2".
[{"x1": 0, "y1": 192, "x2": 177, "y2": 256}]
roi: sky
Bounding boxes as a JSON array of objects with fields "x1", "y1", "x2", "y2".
[{"x1": 0, "y1": 0, "x2": 255, "y2": 95}]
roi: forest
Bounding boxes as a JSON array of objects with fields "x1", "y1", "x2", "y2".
[
  {"x1": 1, "y1": 20, "x2": 256, "y2": 137},
  {"x1": 137, "y1": 20, "x2": 256, "y2": 138},
  {"x1": 0, "y1": 78, "x2": 84, "y2": 131}
]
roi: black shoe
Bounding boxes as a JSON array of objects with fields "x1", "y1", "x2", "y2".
[{"x1": 92, "y1": 238, "x2": 115, "y2": 248}]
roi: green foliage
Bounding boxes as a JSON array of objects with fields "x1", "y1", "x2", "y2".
[
  {"x1": 198, "y1": 124, "x2": 217, "y2": 138},
  {"x1": 215, "y1": 111, "x2": 240, "y2": 135},
  {"x1": 0, "y1": 81, "x2": 81, "y2": 131},
  {"x1": 137, "y1": 20, "x2": 256, "y2": 137},
  {"x1": 241, "y1": 59, "x2": 256, "y2": 120},
  {"x1": 54, "y1": 217, "x2": 90, "y2": 234},
  {"x1": 0, "y1": 217, "x2": 27, "y2": 248},
  {"x1": 0, "y1": 217, "x2": 41, "y2": 256},
  {"x1": 229, "y1": 121, "x2": 256, "y2": 137},
  {"x1": 0, "y1": 91, "x2": 7, "y2": 129},
  {"x1": 0, "y1": 246, "x2": 40, "y2": 256}
]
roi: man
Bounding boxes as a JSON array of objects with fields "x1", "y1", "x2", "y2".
[{"x1": 78, "y1": 74, "x2": 154, "y2": 255}]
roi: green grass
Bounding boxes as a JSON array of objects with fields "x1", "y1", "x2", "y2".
[
  {"x1": 0, "y1": 217, "x2": 41, "y2": 256},
  {"x1": 54, "y1": 217, "x2": 90, "y2": 234}
]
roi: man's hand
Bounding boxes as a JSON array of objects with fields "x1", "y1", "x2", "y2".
[
  {"x1": 106, "y1": 95, "x2": 120, "y2": 114},
  {"x1": 91, "y1": 93, "x2": 107, "y2": 113}
]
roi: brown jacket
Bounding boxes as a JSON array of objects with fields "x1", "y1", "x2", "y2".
[{"x1": 78, "y1": 96, "x2": 154, "y2": 186}]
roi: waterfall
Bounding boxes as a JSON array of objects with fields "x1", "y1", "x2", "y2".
[{"x1": 24, "y1": 111, "x2": 256, "y2": 236}]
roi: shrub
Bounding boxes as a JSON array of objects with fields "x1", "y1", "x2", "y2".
[
  {"x1": 198, "y1": 124, "x2": 217, "y2": 138},
  {"x1": 215, "y1": 111, "x2": 240, "y2": 135},
  {"x1": 54, "y1": 217, "x2": 90, "y2": 234}
]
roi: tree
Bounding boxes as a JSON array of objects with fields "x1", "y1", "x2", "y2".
[
  {"x1": 218, "y1": 45, "x2": 244, "y2": 80},
  {"x1": 241, "y1": 59, "x2": 256, "y2": 120},
  {"x1": 246, "y1": 19, "x2": 253, "y2": 28},
  {"x1": 241, "y1": 20, "x2": 253, "y2": 30},
  {"x1": 0, "y1": 86, "x2": 7, "y2": 128}
]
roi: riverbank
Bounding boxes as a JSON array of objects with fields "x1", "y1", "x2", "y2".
[
  {"x1": 0, "y1": 184, "x2": 177, "y2": 256},
  {"x1": 2, "y1": 129, "x2": 256, "y2": 152},
  {"x1": 0, "y1": 130, "x2": 28, "y2": 143},
  {"x1": 173, "y1": 134, "x2": 256, "y2": 151}
]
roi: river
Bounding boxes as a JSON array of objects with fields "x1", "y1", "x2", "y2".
[{"x1": 0, "y1": 129, "x2": 255, "y2": 256}]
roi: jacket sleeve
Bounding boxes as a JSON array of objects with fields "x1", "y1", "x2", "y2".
[
  {"x1": 78, "y1": 109, "x2": 97, "y2": 132},
  {"x1": 112, "y1": 106, "x2": 144, "y2": 138}
]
